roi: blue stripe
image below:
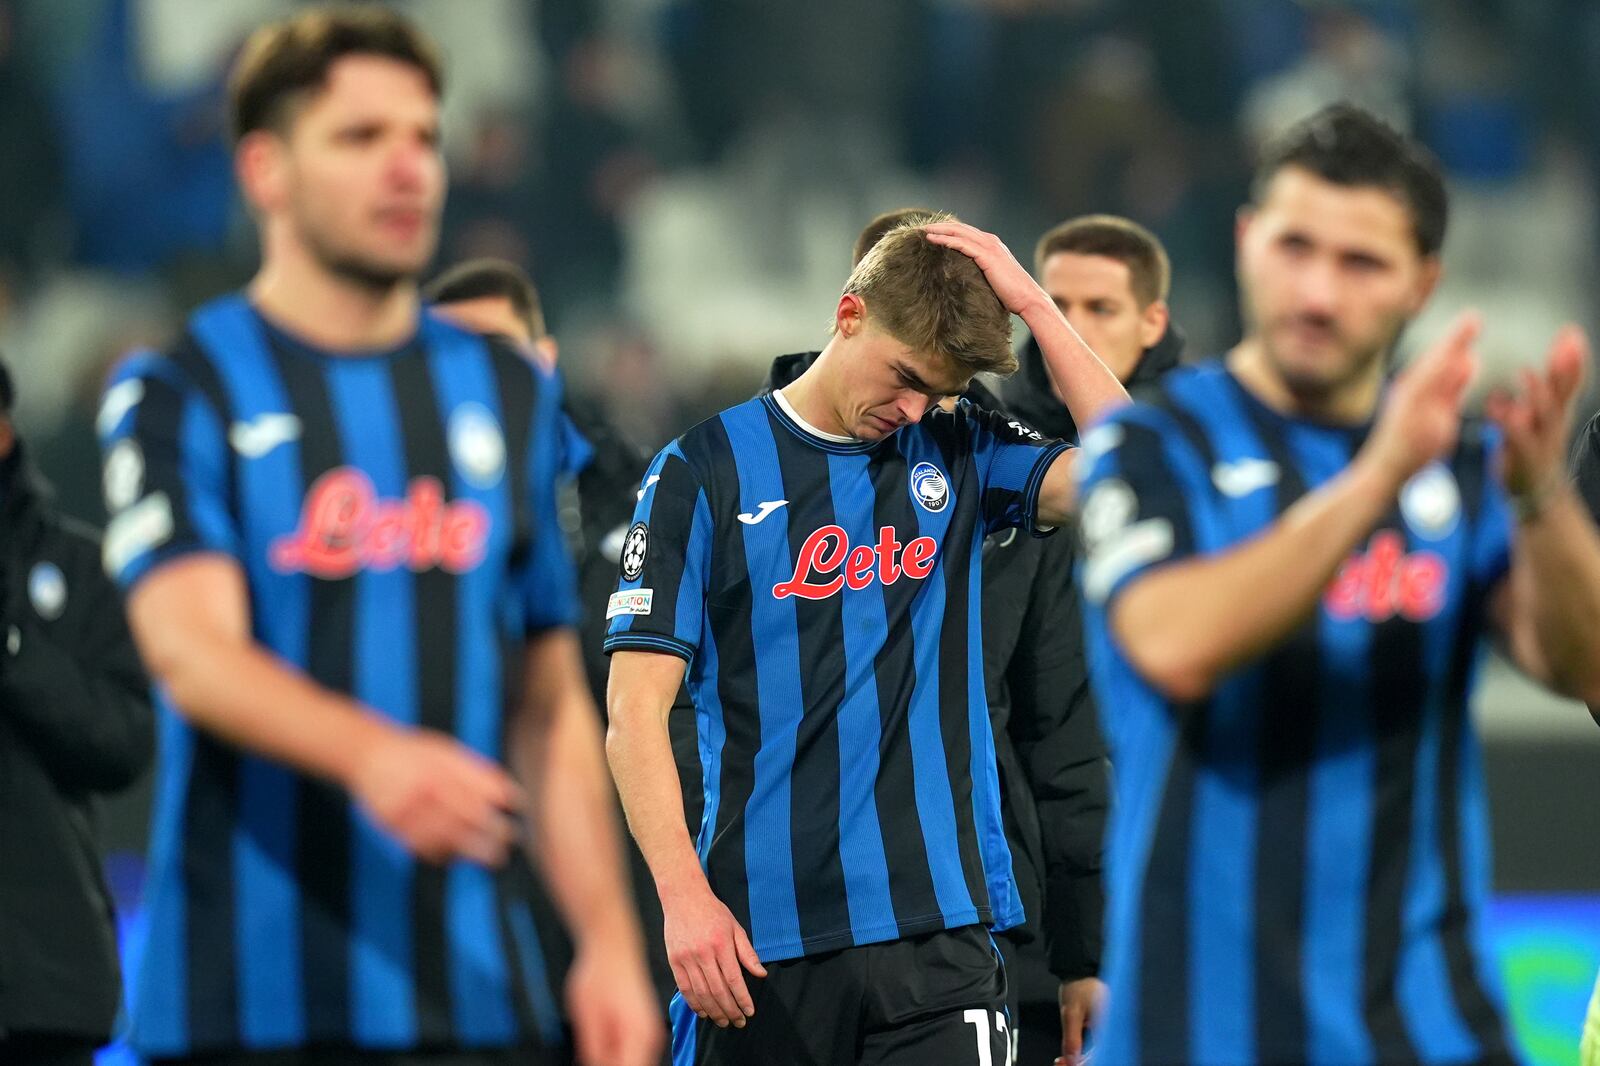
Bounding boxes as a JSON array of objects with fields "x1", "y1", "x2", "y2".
[
  {"x1": 129, "y1": 705, "x2": 194, "y2": 1051},
  {"x1": 188, "y1": 295, "x2": 309, "y2": 1047},
  {"x1": 895, "y1": 430, "x2": 977, "y2": 924},
  {"x1": 322, "y1": 354, "x2": 419, "y2": 1046},
  {"x1": 422, "y1": 319, "x2": 518, "y2": 1043},
  {"x1": 1396, "y1": 507, "x2": 1479, "y2": 1060},
  {"x1": 507, "y1": 901, "x2": 565, "y2": 1046},
  {"x1": 720, "y1": 402, "x2": 803, "y2": 955},
  {"x1": 692, "y1": 626, "x2": 726, "y2": 863},
  {"x1": 969, "y1": 518, "x2": 1019, "y2": 928},
  {"x1": 824, "y1": 452, "x2": 896, "y2": 941},
  {"x1": 1454, "y1": 676, "x2": 1504, "y2": 1007},
  {"x1": 611, "y1": 445, "x2": 680, "y2": 636}
]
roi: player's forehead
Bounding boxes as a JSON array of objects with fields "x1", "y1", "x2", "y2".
[
  {"x1": 1252, "y1": 166, "x2": 1419, "y2": 261},
  {"x1": 1041, "y1": 251, "x2": 1137, "y2": 304},
  {"x1": 290, "y1": 53, "x2": 439, "y2": 135}
]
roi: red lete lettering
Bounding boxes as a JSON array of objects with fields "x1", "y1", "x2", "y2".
[
  {"x1": 1324, "y1": 530, "x2": 1447, "y2": 623},
  {"x1": 773, "y1": 524, "x2": 938, "y2": 600},
  {"x1": 270, "y1": 467, "x2": 491, "y2": 578}
]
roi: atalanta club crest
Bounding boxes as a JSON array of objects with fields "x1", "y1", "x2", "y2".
[
  {"x1": 621, "y1": 522, "x2": 649, "y2": 580},
  {"x1": 909, "y1": 462, "x2": 949, "y2": 513}
]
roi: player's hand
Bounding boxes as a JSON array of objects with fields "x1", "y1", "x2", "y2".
[
  {"x1": 660, "y1": 878, "x2": 767, "y2": 1029},
  {"x1": 1485, "y1": 325, "x2": 1590, "y2": 505},
  {"x1": 564, "y1": 935, "x2": 666, "y2": 1066},
  {"x1": 1055, "y1": 976, "x2": 1106, "y2": 1065},
  {"x1": 923, "y1": 221, "x2": 1048, "y2": 317},
  {"x1": 1361, "y1": 311, "x2": 1480, "y2": 488},
  {"x1": 347, "y1": 725, "x2": 523, "y2": 866}
]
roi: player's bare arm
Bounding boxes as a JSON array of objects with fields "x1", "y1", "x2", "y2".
[
  {"x1": 511, "y1": 631, "x2": 664, "y2": 1066},
  {"x1": 606, "y1": 649, "x2": 766, "y2": 1030},
  {"x1": 1483, "y1": 326, "x2": 1600, "y2": 714},
  {"x1": 128, "y1": 554, "x2": 523, "y2": 866},
  {"x1": 924, "y1": 220, "x2": 1130, "y2": 525},
  {"x1": 1109, "y1": 313, "x2": 1480, "y2": 701}
]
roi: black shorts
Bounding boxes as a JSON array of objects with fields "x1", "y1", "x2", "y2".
[
  {"x1": 671, "y1": 924, "x2": 1012, "y2": 1066},
  {"x1": 148, "y1": 1043, "x2": 555, "y2": 1066}
]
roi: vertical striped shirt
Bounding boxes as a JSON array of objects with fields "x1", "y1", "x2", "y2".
[
  {"x1": 605, "y1": 390, "x2": 1069, "y2": 961},
  {"x1": 97, "y1": 294, "x2": 574, "y2": 1057},
  {"x1": 1078, "y1": 361, "x2": 1516, "y2": 1066}
]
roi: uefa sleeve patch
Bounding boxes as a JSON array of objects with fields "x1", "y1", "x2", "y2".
[
  {"x1": 620, "y1": 522, "x2": 649, "y2": 580},
  {"x1": 606, "y1": 588, "x2": 654, "y2": 619}
]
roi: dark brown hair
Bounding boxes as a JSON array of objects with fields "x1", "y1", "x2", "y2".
[
  {"x1": 424, "y1": 259, "x2": 546, "y2": 338},
  {"x1": 1034, "y1": 214, "x2": 1171, "y2": 307},
  {"x1": 228, "y1": 5, "x2": 444, "y2": 145},
  {"x1": 852, "y1": 207, "x2": 939, "y2": 266}
]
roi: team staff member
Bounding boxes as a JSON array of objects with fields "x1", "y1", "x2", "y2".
[
  {"x1": 0, "y1": 356, "x2": 152, "y2": 1066},
  {"x1": 97, "y1": 9, "x2": 660, "y2": 1065}
]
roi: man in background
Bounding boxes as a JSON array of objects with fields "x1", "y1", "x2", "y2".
[
  {"x1": 0, "y1": 355, "x2": 152, "y2": 1065},
  {"x1": 97, "y1": 9, "x2": 659, "y2": 1064}
]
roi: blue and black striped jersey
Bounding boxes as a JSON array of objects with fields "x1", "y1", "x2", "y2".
[
  {"x1": 605, "y1": 390, "x2": 1070, "y2": 962},
  {"x1": 97, "y1": 295, "x2": 575, "y2": 1057},
  {"x1": 1078, "y1": 361, "x2": 1515, "y2": 1066}
]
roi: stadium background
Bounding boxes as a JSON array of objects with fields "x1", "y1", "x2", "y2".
[{"x1": 0, "y1": 0, "x2": 1596, "y2": 1061}]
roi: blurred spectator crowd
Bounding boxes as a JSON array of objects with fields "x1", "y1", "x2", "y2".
[{"x1": 2, "y1": 0, "x2": 1598, "y2": 529}]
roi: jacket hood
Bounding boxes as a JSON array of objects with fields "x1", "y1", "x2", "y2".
[{"x1": 1000, "y1": 321, "x2": 1186, "y2": 442}]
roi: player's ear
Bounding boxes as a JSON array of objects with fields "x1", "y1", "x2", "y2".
[
  {"x1": 1408, "y1": 255, "x2": 1443, "y2": 316},
  {"x1": 835, "y1": 293, "x2": 867, "y2": 339},
  {"x1": 235, "y1": 130, "x2": 289, "y2": 214},
  {"x1": 1138, "y1": 300, "x2": 1170, "y2": 350}
]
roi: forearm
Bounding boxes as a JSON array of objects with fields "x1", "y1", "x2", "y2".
[
  {"x1": 1020, "y1": 296, "x2": 1130, "y2": 432},
  {"x1": 1115, "y1": 456, "x2": 1398, "y2": 699},
  {"x1": 514, "y1": 689, "x2": 644, "y2": 950},
  {"x1": 605, "y1": 700, "x2": 708, "y2": 905},
  {"x1": 153, "y1": 634, "x2": 394, "y2": 785},
  {"x1": 1510, "y1": 487, "x2": 1600, "y2": 703}
]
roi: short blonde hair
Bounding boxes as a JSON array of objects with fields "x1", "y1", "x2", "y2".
[{"x1": 843, "y1": 214, "x2": 1018, "y2": 377}]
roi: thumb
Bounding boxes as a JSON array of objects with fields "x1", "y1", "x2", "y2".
[{"x1": 734, "y1": 924, "x2": 767, "y2": 978}]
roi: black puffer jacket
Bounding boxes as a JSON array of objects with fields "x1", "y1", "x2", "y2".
[
  {"x1": 986, "y1": 325, "x2": 1183, "y2": 983},
  {"x1": 0, "y1": 446, "x2": 152, "y2": 1043}
]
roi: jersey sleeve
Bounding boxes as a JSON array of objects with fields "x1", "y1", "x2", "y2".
[
  {"x1": 518, "y1": 365, "x2": 582, "y2": 632},
  {"x1": 601, "y1": 441, "x2": 711, "y2": 662},
  {"x1": 965, "y1": 402, "x2": 1072, "y2": 536},
  {"x1": 97, "y1": 351, "x2": 241, "y2": 590},
  {"x1": 1075, "y1": 408, "x2": 1203, "y2": 609}
]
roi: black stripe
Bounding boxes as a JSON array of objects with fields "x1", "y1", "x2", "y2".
[
  {"x1": 1137, "y1": 703, "x2": 1205, "y2": 1062},
  {"x1": 170, "y1": 333, "x2": 242, "y2": 522},
  {"x1": 387, "y1": 346, "x2": 457, "y2": 1044},
  {"x1": 768, "y1": 416, "x2": 851, "y2": 945},
  {"x1": 486, "y1": 344, "x2": 537, "y2": 574},
  {"x1": 494, "y1": 861, "x2": 547, "y2": 1043},
  {"x1": 690, "y1": 421, "x2": 755, "y2": 936},
  {"x1": 266, "y1": 338, "x2": 354, "y2": 1042},
  {"x1": 1361, "y1": 505, "x2": 1426, "y2": 1065},
  {"x1": 932, "y1": 434, "x2": 991, "y2": 919},
  {"x1": 631, "y1": 454, "x2": 698, "y2": 624},
  {"x1": 182, "y1": 734, "x2": 241, "y2": 1049},
  {"x1": 866, "y1": 442, "x2": 941, "y2": 934},
  {"x1": 1233, "y1": 407, "x2": 1319, "y2": 1060},
  {"x1": 129, "y1": 372, "x2": 209, "y2": 552},
  {"x1": 1153, "y1": 390, "x2": 1221, "y2": 476}
]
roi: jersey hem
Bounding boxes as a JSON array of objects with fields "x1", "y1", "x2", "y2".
[
  {"x1": 752, "y1": 906, "x2": 995, "y2": 963},
  {"x1": 603, "y1": 632, "x2": 696, "y2": 661}
]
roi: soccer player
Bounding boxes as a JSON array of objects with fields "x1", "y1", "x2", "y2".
[
  {"x1": 1076, "y1": 103, "x2": 1600, "y2": 1065},
  {"x1": 605, "y1": 214, "x2": 1129, "y2": 1064},
  {"x1": 96, "y1": 9, "x2": 661, "y2": 1066}
]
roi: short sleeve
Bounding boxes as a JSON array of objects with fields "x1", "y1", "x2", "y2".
[
  {"x1": 519, "y1": 365, "x2": 582, "y2": 632},
  {"x1": 98, "y1": 351, "x2": 241, "y2": 589},
  {"x1": 601, "y1": 442, "x2": 711, "y2": 663},
  {"x1": 1075, "y1": 410, "x2": 1201, "y2": 608},
  {"x1": 965, "y1": 403, "x2": 1072, "y2": 536}
]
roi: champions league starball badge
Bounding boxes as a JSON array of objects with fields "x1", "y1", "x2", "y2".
[{"x1": 621, "y1": 522, "x2": 650, "y2": 580}]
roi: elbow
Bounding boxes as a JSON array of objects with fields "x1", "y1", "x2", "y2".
[{"x1": 1122, "y1": 641, "x2": 1218, "y2": 704}]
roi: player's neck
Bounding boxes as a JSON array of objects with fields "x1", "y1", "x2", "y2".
[
  {"x1": 1226, "y1": 338, "x2": 1383, "y2": 425},
  {"x1": 782, "y1": 348, "x2": 853, "y2": 438},
  {"x1": 249, "y1": 254, "x2": 419, "y2": 353}
]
